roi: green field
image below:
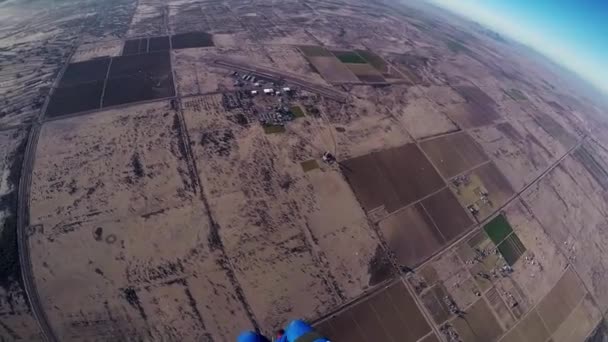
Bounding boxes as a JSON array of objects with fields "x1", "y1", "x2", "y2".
[
  {"x1": 484, "y1": 214, "x2": 513, "y2": 244},
  {"x1": 497, "y1": 234, "x2": 526, "y2": 265},
  {"x1": 505, "y1": 88, "x2": 528, "y2": 101},
  {"x1": 332, "y1": 50, "x2": 367, "y2": 64},
  {"x1": 263, "y1": 124, "x2": 286, "y2": 134},
  {"x1": 446, "y1": 39, "x2": 471, "y2": 54},
  {"x1": 355, "y1": 49, "x2": 388, "y2": 72},
  {"x1": 298, "y1": 45, "x2": 333, "y2": 57},
  {"x1": 290, "y1": 106, "x2": 306, "y2": 118},
  {"x1": 301, "y1": 159, "x2": 319, "y2": 172}
]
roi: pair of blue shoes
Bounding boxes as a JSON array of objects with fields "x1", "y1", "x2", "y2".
[{"x1": 238, "y1": 320, "x2": 330, "y2": 342}]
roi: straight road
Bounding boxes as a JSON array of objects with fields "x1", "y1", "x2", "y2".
[{"x1": 213, "y1": 58, "x2": 349, "y2": 103}]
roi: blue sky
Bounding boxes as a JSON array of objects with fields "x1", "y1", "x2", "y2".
[{"x1": 426, "y1": 0, "x2": 608, "y2": 95}]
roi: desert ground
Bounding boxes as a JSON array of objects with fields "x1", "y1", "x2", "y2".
[{"x1": 1, "y1": 0, "x2": 608, "y2": 341}]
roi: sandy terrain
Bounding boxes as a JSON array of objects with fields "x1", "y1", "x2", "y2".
[
  {"x1": 181, "y1": 94, "x2": 388, "y2": 330},
  {"x1": 398, "y1": 97, "x2": 458, "y2": 140},
  {"x1": 127, "y1": 1, "x2": 167, "y2": 37},
  {"x1": 71, "y1": 39, "x2": 123, "y2": 63},
  {"x1": 2, "y1": 0, "x2": 608, "y2": 340}
]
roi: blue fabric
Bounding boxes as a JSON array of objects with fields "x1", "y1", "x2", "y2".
[
  {"x1": 285, "y1": 320, "x2": 313, "y2": 340},
  {"x1": 237, "y1": 331, "x2": 266, "y2": 342},
  {"x1": 238, "y1": 321, "x2": 329, "y2": 342},
  {"x1": 285, "y1": 320, "x2": 330, "y2": 342}
]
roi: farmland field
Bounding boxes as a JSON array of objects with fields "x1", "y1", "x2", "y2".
[{"x1": 332, "y1": 50, "x2": 367, "y2": 64}]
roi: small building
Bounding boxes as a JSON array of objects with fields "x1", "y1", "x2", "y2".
[
  {"x1": 251, "y1": 90, "x2": 258, "y2": 95},
  {"x1": 254, "y1": 82, "x2": 261, "y2": 87},
  {"x1": 263, "y1": 88, "x2": 274, "y2": 95},
  {"x1": 282, "y1": 87, "x2": 291, "y2": 93}
]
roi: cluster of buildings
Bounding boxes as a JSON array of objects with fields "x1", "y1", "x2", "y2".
[
  {"x1": 258, "y1": 104, "x2": 296, "y2": 126},
  {"x1": 452, "y1": 175, "x2": 490, "y2": 216},
  {"x1": 231, "y1": 71, "x2": 293, "y2": 97}
]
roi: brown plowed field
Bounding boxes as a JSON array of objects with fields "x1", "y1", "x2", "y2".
[
  {"x1": 342, "y1": 144, "x2": 445, "y2": 213},
  {"x1": 378, "y1": 203, "x2": 446, "y2": 267},
  {"x1": 316, "y1": 281, "x2": 431, "y2": 341},
  {"x1": 421, "y1": 131, "x2": 489, "y2": 178},
  {"x1": 422, "y1": 188, "x2": 474, "y2": 241}
]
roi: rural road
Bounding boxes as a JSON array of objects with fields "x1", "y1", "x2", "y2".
[{"x1": 14, "y1": 43, "x2": 81, "y2": 342}]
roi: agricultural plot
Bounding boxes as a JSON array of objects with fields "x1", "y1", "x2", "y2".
[
  {"x1": 397, "y1": 95, "x2": 458, "y2": 140},
  {"x1": 263, "y1": 45, "x2": 329, "y2": 84},
  {"x1": 291, "y1": 105, "x2": 306, "y2": 118},
  {"x1": 300, "y1": 159, "x2": 319, "y2": 172},
  {"x1": 531, "y1": 111, "x2": 578, "y2": 150},
  {"x1": 303, "y1": 47, "x2": 390, "y2": 83},
  {"x1": 420, "y1": 283, "x2": 452, "y2": 324},
  {"x1": 46, "y1": 58, "x2": 111, "y2": 117},
  {"x1": 46, "y1": 51, "x2": 175, "y2": 117},
  {"x1": 408, "y1": 250, "x2": 485, "y2": 328},
  {"x1": 315, "y1": 281, "x2": 431, "y2": 342},
  {"x1": 378, "y1": 203, "x2": 446, "y2": 267},
  {"x1": 148, "y1": 36, "x2": 170, "y2": 52},
  {"x1": 450, "y1": 162, "x2": 514, "y2": 221},
  {"x1": 421, "y1": 188, "x2": 474, "y2": 241},
  {"x1": 536, "y1": 269, "x2": 585, "y2": 332},
  {"x1": 523, "y1": 150, "x2": 608, "y2": 311},
  {"x1": 332, "y1": 50, "x2": 367, "y2": 64},
  {"x1": 484, "y1": 214, "x2": 512, "y2": 244},
  {"x1": 297, "y1": 45, "x2": 359, "y2": 83},
  {"x1": 104, "y1": 51, "x2": 174, "y2": 106},
  {"x1": 500, "y1": 309, "x2": 549, "y2": 342},
  {"x1": 499, "y1": 200, "x2": 568, "y2": 306},
  {"x1": 355, "y1": 49, "x2": 405, "y2": 80},
  {"x1": 469, "y1": 120, "x2": 558, "y2": 191},
  {"x1": 356, "y1": 49, "x2": 388, "y2": 72},
  {"x1": 122, "y1": 38, "x2": 141, "y2": 55},
  {"x1": 167, "y1": 2, "x2": 209, "y2": 34},
  {"x1": 122, "y1": 37, "x2": 149, "y2": 55},
  {"x1": 46, "y1": 81, "x2": 105, "y2": 117},
  {"x1": 344, "y1": 63, "x2": 386, "y2": 83},
  {"x1": 341, "y1": 143, "x2": 445, "y2": 213},
  {"x1": 504, "y1": 88, "x2": 528, "y2": 101},
  {"x1": 325, "y1": 96, "x2": 413, "y2": 159},
  {"x1": 502, "y1": 267, "x2": 602, "y2": 342},
  {"x1": 58, "y1": 58, "x2": 111, "y2": 87},
  {"x1": 171, "y1": 32, "x2": 214, "y2": 49},
  {"x1": 450, "y1": 297, "x2": 504, "y2": 341},
  {"x1": 562, "y1": 142, "x2": 608, "y2": 216},
  {"x1": 456, "y1": 231, "x2": 494, "y2": 286},
  {"x1": 421, "y1": 131, "x2": 489, "y2": 179},
  {"x1": 496, "y1": 234, "x2": 526, "y2": 266},
  {"x1": 444, "y1": 101, "x2": 502, "y2": 129},
  {"x1": 307, "y1": 56, "x2": 360, "y2": 83},
  {"x1": 298, "y1": 45, "x2": 334, "y2": 57}
]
